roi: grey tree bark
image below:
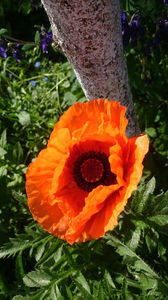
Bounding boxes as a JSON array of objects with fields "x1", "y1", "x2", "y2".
[{"x1": 41, "y1": 0, "x2": 140, "y2": 137}]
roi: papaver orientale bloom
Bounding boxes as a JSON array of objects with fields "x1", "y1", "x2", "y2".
[{"x1": 26, "y1": 99, "x2": 149, "y2": 244}]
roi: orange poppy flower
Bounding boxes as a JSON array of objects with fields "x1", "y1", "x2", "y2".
[{"x1": 26, "y1": 99, "x2": 149, "y2": 245}]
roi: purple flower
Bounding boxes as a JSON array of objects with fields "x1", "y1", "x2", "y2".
[
  {"x1": 163, "y1": 0, "x2": 168, "y2": 5},
  {"x1": 121, "y1": 12, "x2": 143, "y2": 48},
  {"x1": 40, "y1": 28, "x2": 53, "y2": 53},
  {"x1": 12, "y1": 44, "x2": 22, "y2": 61},
  {"x1": 30, "y1": 80, "x2": 36, "y2": 87},
  {"x1": 43, "y1": 76, "x2": 49, "y2": 81},
  {"x1": 121, "y1": 12, "x2": 131, "y2": 48},
  {"x1": 0, "y1": 44, "x2": 7, "y2": 58},
  {"x1": 35, "y1": 61, "x2": 40, "y2": 67},
  {"x1": 129, "y1": 14, "x2": 144, "y2": 46}
]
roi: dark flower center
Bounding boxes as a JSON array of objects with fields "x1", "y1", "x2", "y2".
[
  {"x1": 73, "y1": 151, "x2": 116, "y2": 192},
  {"x1": 80, "y1": 158, "x2": 104, "y2": 183}
]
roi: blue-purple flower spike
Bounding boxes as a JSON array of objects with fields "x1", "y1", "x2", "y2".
[
  {"x1": 0, "y1": 44, "x2": 7, "y2": 58},
  {"x1": 121, "y1": 12, "x2": 131, "y2": 48},
  {"x1": 129, "y1": 13, "x2": 144, "y2": 46},
  {"x1": 40, "y1": 28, "x2": 53, "y2": 53},
  {"x1": 12, "y1": 44, "x2": 22, "y2": 61},
  {"x1": 30, "y1": 80, "x2": 36, "y2": 87},
  {"x1": 121, "y1": 11, "x2": 144, "y2": 48}
]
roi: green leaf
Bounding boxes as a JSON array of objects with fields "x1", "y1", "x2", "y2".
[
  {"x1": 15, "y1": 252, "x2": 25, "y2": 282},
  {"x1": 145, "y1": 231, "x2": 158, "y2": 253},
  {"x1": 0, "y1": 146, "x2": 7, "y2": 157},
  {"x1": 149, "y1": 191, "x2": 168, "y2": 215},
  {"x1": 35, "y1": 30, "x2": 40, "y2": 43},
  {"x1": 145, "y1": 127, "x2": 157, "y2": 138},
  {"x1": 96, "y1": 284, "x2": 105, "y2": 300},
  {"x1": 0, "y1": 28, "x2": 7, "y2": 35},
  {"x1": 65, "y1": 286, "x2": 73, "y2": 300},
  {"x1": 62, "y1": 80, "x2": 70, "y2": 88},
  {"x1": 17, "y1": 111, "x2": 31, "y2": 127},
  {"x1": 147, "y1": 215, "x2": 168, "y2": 226},
  {"x1": 23, "y1": 270, "x2": 52, "y2": 287},
  {"x1": 75, "y1": 272, "x2": 91, "y2": 293},
  {"x1": 0, "y1": 238, "x2": 30, "y2": 259},
  {"x1": 158, "y1": 242, "x2": 166, "y2": 257},
  {"x1": 12, "y1": 296, "x2": 25, "y2": 300},
  {"x1": 106, "y1": 235, "x2": 158, "y2": 277},
  {"x1": 131, "y1": 177, "x2": 156, "y2": 214},
  {"x1": 50, "y1": 283, "x2": 64, "y2": 300},
  {"x1": 127, "y1": 227, "x2": 141, "y2": 251},
  {"x1": 36, "y1": 239, "x2": 60, "y2": 266},
  {"x1": 35, "y1": 243, "x2": 46, "y2": 262},
  {"x1": 121, "y1": 278, "x2": 129, "y2": 300},
  {"x1": 0, "y1": 166, "x2": 7, "y2": 177},
  {"x1": 139, "y1": 274, "x2": 157, "y2": 290},
  {"x1": 0, "y1": 129, "x2": 7, "y2": 148},
  {"x1": 12, "y1": 142, "x2": 23, "y2": 163},
  {"x1": 63, "y1": 92, "x2": 77, "y2": 105},
  {"x1": 103, "y1": 269, "x2": 116, "y2": 289},
  {"x1": 22, "y1": 44, "x2": 34, "y2": 51},
  {"x1": 74, "y1": 272, "x2": 95, "y2": 300}
]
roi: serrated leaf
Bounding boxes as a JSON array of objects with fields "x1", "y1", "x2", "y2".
[
  {"x1": 0, "y1": 28, "x2": 7, "y2": 35},
  {"x1": 74, "y1": 272, "x2": 94, "y2": 300},
  {"x1": 97, "y1": 284, "x2": 105, "y2": 300},
  {"x1": 0, "y1": 146, "x2": 7, "y2": 157},
  {"x1": 35, "y1": 243, "x2": 46, "y2": 262},
  {"x1": 75, "y1": 272, "x2": 91, "y2": 293},
  {"x1": 106, "y1": 235, "x2": 157, "y2": 277},
  {"x1": 23, "y1": 270, "x2": 52, "y2": 287},
  {"x1": 150, "y1": 191, "x2": 168, "y2": 215},
  {"x1": 0, "y1": 129, "x2": 7, "y2": 148},
  {"x1": 0, "y1": 238, "x2": 29, "y2": 259},
  {"x1": 51, "y1": 283, "x2": 64, "y2": 300},
  {"x1": 63, "y1": 92, "x2": 77, "y2": 105},
  {"x1": 104, "y1": 269, "x2": 116, "y2": 289},
  {"x1": 127, "y1": 227, "x2": 141, "y2": 251},
  {"x1": 158, "y1": 242, "x2": 166, "y2": 257},
  {"x1": 131, "y1": 177, "x2": 156, "y2": 214},
  {"x1": 147, "y1": 215, "x2": 168, "y2": 226},
  {"x1": 65, "y1": 286, "x2": 73, "y2": 300},
  {"x1": 12, "y1": 142, "x2": 23, "y2": 163},
  {"x1": 0, "y1": 166, "x2": 7, "y2": 177},
  {"x1": 17, "y1": 111, "x2": 31, "y2": 127},
  {"x1": 36, "y1": 239, "x2": 60, "y2": 266},
  {"x1": 145, "y1": 234, "x2": 157, "y2": 253}
]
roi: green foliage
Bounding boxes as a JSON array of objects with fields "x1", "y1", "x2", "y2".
[{"x1": 0, "y1": 177, "x2": 168, "y2": 299}]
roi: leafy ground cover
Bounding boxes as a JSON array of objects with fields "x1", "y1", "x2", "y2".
[{"x1": 0, "y1": 0, "x2": 168, "y2": 299}]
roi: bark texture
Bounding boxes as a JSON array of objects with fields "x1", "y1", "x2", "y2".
[{"x1": 41, "y1": 0, "x2": 140, "y2": 137}]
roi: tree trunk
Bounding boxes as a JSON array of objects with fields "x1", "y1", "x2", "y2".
[{"x1": 41, "y1": 0, "x2": 140, "y2": 137}]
